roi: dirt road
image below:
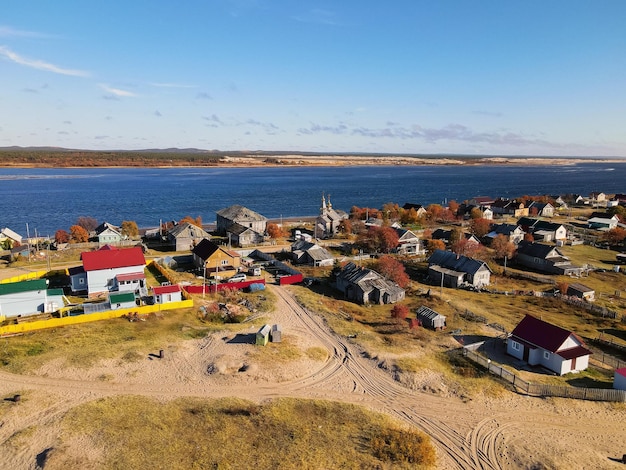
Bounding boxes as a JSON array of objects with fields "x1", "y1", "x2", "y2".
[{"x1": 1, "y1": 285, "x2": 624, "y2": 469}]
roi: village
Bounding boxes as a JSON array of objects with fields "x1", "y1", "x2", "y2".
[{"x1": 1, "y1": 190, "x2": 626, "y2": 468}]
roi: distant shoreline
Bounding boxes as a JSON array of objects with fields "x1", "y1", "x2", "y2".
[{"x1": 0, "y1": 153, "x2": 625, "y2": 169}]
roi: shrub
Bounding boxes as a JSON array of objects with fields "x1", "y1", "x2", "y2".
[{"x1": 370, "y1": 428, "x2": 436, "y2": 465}]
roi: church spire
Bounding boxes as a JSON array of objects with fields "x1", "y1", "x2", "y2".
[{"x1": 321, "y1": 192, "x2": 327, "y2": 214}]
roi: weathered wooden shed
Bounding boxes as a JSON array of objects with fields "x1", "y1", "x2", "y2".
[
  {"x1": 416, "y1": 305, "x2": 446, "y2": 330},
  {"x1": 256, "y1": 324, "x2": 271, "y2": 346},
  {"x1": 270, "y1": 324, "x2": 282, "y2": 343}
]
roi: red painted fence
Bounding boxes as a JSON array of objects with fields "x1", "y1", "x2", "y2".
[{"x1": 183, "y1": 279, "x2": 266, "y2": 295}]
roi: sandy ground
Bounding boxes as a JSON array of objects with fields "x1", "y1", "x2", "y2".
[{"x1": 1, "y1": 285, "x2": 626, "y2": 470}]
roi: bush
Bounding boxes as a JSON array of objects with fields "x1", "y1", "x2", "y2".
[{"x1": 370, "y1": 428, "x2": 436, "y2": 465}]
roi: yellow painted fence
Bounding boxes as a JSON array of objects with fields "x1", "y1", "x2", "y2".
[
  {"x1": 0, "y1": 299, "x2": 193, "y2": 336},
  {"x1": 0, "y1": 270, "x2": 50, "y2": 284}
]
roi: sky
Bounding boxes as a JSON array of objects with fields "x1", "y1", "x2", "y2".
[{"x1": 1, "y1": 1, "x2": 625, "y2": 157}]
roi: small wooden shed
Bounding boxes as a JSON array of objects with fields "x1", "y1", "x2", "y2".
[
  {"x1": 270, "y1": 324, "x2": 282, "y2": 343},
  {"x1": 109, "y1": 292, "x2": 136, "y2": 310},
  {"x1": 416, "y1": 305, "x2": 446, "y2": 331},
  {"x1": 256, "y1": 324, "x2": 271, "y2": 346}
]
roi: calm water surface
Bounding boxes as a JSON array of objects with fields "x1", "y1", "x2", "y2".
[{"x1": 0, "y1": 163, "x2": 623, "y2": 235}]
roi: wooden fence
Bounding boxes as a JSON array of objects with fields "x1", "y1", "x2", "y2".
[{"x1": 462, "y1": 348, "x2": 626, "y2": 403}]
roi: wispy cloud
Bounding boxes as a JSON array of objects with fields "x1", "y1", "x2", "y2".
[
  {"x1": 99, "y1": 84, "x2": 137, "y2": 97},
  {"x1": 0, "y1": 25, "x2": 49, "y2": 38},
  {"x1": 0, "y1": 45, "x2": 89, "y2": 77},
  {"x1": 298, "y1": 121, "x2": 554, "y2": 147},
  {"x1": 149, "y1": 82, "x2": 196, "y2": 89},
  {"x1": 154, "y1": 110, "x2": 162, "y2": 117},
  {"x1": 196, "y1": 92, "x2": 213, "y2": 100},
  {"x1": 473, "y1": 110, "x2": 503, "y2": 118}
]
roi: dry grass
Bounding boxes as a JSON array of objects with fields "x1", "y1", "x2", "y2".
[{"x1": 50, "y1": 396, "x2": 436, "y2": 470}]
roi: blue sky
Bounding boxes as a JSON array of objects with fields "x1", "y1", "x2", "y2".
[{"x1": 1, "y1": 1, "x2": 625, "y2": 156}]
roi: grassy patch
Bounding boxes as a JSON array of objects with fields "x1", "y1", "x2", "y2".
[
  {"x1": 305, "y1": 346, "x2": 328, "y2": 361},
  {"x1": 250, "y1": 337, "x2": 302, "y2": 364},
  {"x1": 54, "y1": 396, "x2": 436, "y2": 469}
]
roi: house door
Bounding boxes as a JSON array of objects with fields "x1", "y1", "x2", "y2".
[
  {"x1": 523, "y1": 346, "x2": 529, "y2": 362},
  {"x1": 571, "y1": 357, "x2": 576, "y2": 371}
]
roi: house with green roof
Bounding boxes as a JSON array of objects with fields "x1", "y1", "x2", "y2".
[{"x1": 0, "y1": 279, "x2": 48, "y2": 318}]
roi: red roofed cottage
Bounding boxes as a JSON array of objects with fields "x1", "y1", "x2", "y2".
[{"x1": 507, "y1": 314, "x2": 591, "y2": 375}]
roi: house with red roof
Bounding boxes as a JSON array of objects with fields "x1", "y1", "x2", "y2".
[
  {"x1": 507, "y1": 314, "x2": 591, "y2": 375},
  {"x1": 70, "y1": 245, "x2": 146, "y2": 296},
  {"x1": 152, "y1": 284, "x2": 182, "y2": 304}
]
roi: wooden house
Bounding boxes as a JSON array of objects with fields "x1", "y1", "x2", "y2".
[
  {"x1": 166, "y1": 222, "x2": 210, "y2": 251},
  {"x1": 490, "y1": 198, "x2": 529, "y2": 217},
  {"x1": 256, "y1": 324, "x2": 271, "y2": 346},
  {"x1": 566, "y1": 283, "x2": 595, "y2": 302},
  {"x1": 291, "y1": 240, "x2": 334, "y2": 267},
  {"x1": 416, "y1": 306, "x2": 446, "y2": 330},
  {"x1": 427, "y1": 250, "x2": 491, "y2": 288},
  {"x1": 517, "y1": 217, "x2": 568, "y2": 241},
  {"x1": 485, "y1": 223, "x2": 525, "y2": 245},
  {"x1": 394, "y1": 228, "x2": 425, "y2": 255},
  {"x1": 192, "y1": 238, "x2": 241, "y2": 281},
  {"x1": 216, "y1": 205, "x2": 267, "y2": 246},
  {"x1": 335, "y1": 262, "x2": 405, "y2": 305},
  {"x1": 515, "y1": 241, "x2": 582, "y2": 275},
  {"x1": 507, "y1": 314, "x2": 591, "y2": 375},
  {"x1": 0, "y1": 227, "x2": 23, "y2": 246},
  {"x1": 94, "y1": 222, "x2": 123, "y2": 245},
  {"x1": 526, "y1": 202, "x2": 555, "y2": 218}
]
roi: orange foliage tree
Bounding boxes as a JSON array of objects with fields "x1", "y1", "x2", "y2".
[
  {"x1": 376, "y1": 255, "x2": 410, "y2": 288},
  {"x1": 69, "y1": 225, "x2": 89, "y2": 243}
]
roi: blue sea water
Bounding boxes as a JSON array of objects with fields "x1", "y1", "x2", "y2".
[{"x1": 0, "y1": 162, "x2": 623, "y2": 236}]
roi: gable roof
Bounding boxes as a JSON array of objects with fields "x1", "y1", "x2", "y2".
[
  {"x1": 216, "y1": 205, "x2": 267, "y2": 222},
  {"x1": 81, "y1": 246, "x2": 146, "y2": 272},
  {"x1": 490, "y1": 223, "x2": 523, "y2": 235},
  {"x1": 516, "y1": 241, "x2": 561, "y2": 259},
  {"x1": 192, "y1": 238, "x2": 220, "y2": 260},
  {"x1": 0, "y1": 227, "x2": 23, "y2": 242},
  {"x1": 167, "y1": 222, "x2": 210, "y2": 239},
  {"x1": 95, "y1": 222, "x2": 121, "y2": 236},
  {"x1": 416, "y1": 305, "x2": 445, "y2": 321},
  {"x1": 427, "y1": 250, "x2": 491, "y2": 275},
  {"x1": 510, "y1": 315, "x2": 590, "y2": 356}
]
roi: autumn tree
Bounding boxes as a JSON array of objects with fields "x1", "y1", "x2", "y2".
[
  {"x1": 376, "y1": 255, "x2": 409, "y2": 288},
  {"x1": 121, "y1": 220, "x2": 139, "y2": 238},
  {"x1": 390, "y1": 304, "x2": 410, "y2": 320},
  {"x1": 76, "y1": 216, "x2": 98, "y2": 233},
  {"x1": 69, "y1": 224, "x2": 89, "y2": 243},
  {"x1": 556, "y1": 281, "x2": 569, "y2": 296},
  {"x1": 355, "y1": 226, "x2": 399, "y2": 253},
  {"x1": 426, "y1": 239, "x2": 446, "y2": 255},
  {"x1": 523, "y1": 233, "x2": 535, "y2": 242},
  {"x1": 447, "y1": 200, "x2": 459, "y2": 216},
  {"x1": 400, "y1": 207, "x2": 420, "y2": 225},
  {"x1": 491, "y1": 234, "x2": 516, "y2": 260},
  {"x1": 180, "y1": 215, "x2": 203, "y2": 227},
  {"x1": 338, "y1": 218, "x2": 353, "y2": 235},
  {"x1": 381, "y1": 202, "x2": 401, "y2": 222},
  {"x1": 449, "y1": 227, "x2": 464, "y2": 245},
  {"x1": 469, "y1": 218, "x2": 491, "y2": 238},
  {"x1": 451, "y1": 238, "x2": 481, "y2": 258},
  {"x1": 267, "y1": 222, "x2": 287, "y2": 239},
  {"x1": 469, "y1": 207, "x2": 483, "y2": 220},
  {"x1": 54, "y1": 229, "x2": 70, "y2": 244},
  {"x1": 601, "y1": 227, "x2": 626, "y2": 246}
]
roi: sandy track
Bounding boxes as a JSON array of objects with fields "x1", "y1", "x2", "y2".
[{"x1": 1, "y1": 285, "x2": 625, "y2": 469}]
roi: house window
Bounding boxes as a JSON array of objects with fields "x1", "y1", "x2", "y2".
[
  {"x1": 221, "y1": 259, "x2": 228, "y2": 266},
  {"x1": 79, "y1": 278, "x2": 85, "y2": 285},
  {"x1": 543, "y1": 351, "x2": 550, "y2": 360},
  {"x1": 511, "y1": 341, "x2": 520, "y2": 351}
]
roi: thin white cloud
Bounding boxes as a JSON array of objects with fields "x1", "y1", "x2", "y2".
[
  {"x1": 0, "y1": 45, "x2": 89, "y2": 77},
  {"x1": 0, "y1": 25, "x2": 49, "y2": 38},
  {"x1": 99, "y1": 84, "x2": 137, "y2": 97},
  {"x1": 149, "y1": 82, "x2": 196, "y2": 89}
]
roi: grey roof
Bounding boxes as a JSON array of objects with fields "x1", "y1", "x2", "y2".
[
  {"x1": 338, "y1": 262, "x2": 404, "y2": 297},
  {"x1": 516, "y1": 241, "x2": 560, "y2": 259},
  {"x1": 567, "y1": 283, "x2": 594, "y2": 294},
  {"x1": 491, "y1": 224, "x2": 522, "y2": 235},
  {"x1": 216, "y1": 205, "x2": 267, "y2": 222},
  {"x1": 416, "y1": 305, "x2": 445, "y2": 321},
  {"x1": 427, "y1": 250, "x2": 491, "y2": 275},
  {"x1": 167, "y1": 222, "x2": 210, "y2": 239}
]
